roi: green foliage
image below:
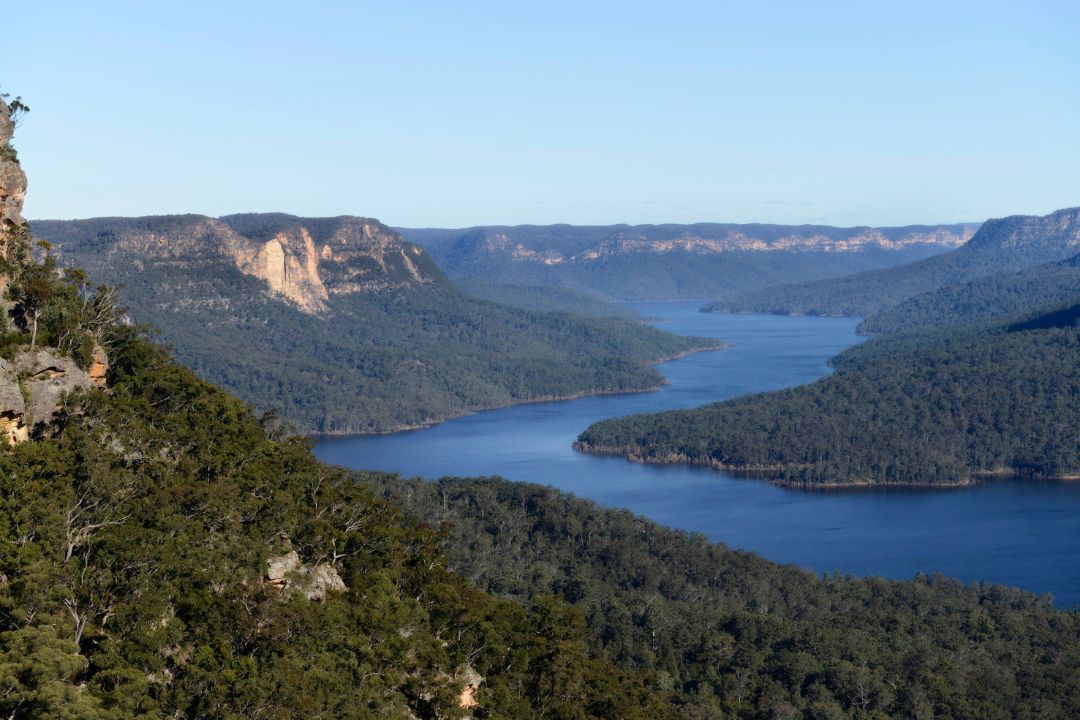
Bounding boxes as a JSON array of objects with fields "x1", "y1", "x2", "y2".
[
  {"x1": 454, "y1": 278, "x2": 641, "y2": 318},
  {"x1": 0, "y1": 326, "x2": 672, "y2": 719},
  {"x1": 373, "y1": 475, "x2": 1080, "y2": 719},
  {"x1": 33, "y1": 216, "x2": 717, "y2": 434},
  {"x1": 860, "y1": 252, "x2": 1080, "y2": 334},
  {"x1": 577, "y1": 307, "x2": 1080, "y2": 486}
]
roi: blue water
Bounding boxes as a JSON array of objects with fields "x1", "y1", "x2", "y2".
[{"x1": 316, "y1": 302, "x2": 1080, "y2": 607}]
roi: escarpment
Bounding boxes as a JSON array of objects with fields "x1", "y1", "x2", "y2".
[
  {"x1": 36, "y1": 213, "x2": 442, "y2": 315},
  {"x1": 0, "y1": 97, "x2": 111, "y2": 445}
]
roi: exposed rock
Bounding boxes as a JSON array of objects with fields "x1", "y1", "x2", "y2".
[
  {"x1": 0, "y1": 359, "x2": 28, "y2": 445},
  {"x1": 0, "y1": 99, "x2": 29, "y2": 247},
  {"x1": 233, "y1": 228, "x2": 330, "y2": 313},
  {"x1": 37, "y1": 214, "x2": 440, "y2": 316},
  {"x1": 265, "y1": 550, "x2": 347, "y2": 601},
  {"x1": 88, "y1": 344, "x2": 109, "y2": 388},
  {"x1": 305, "y1": 563, "x2": 348, "y2": 601},
  {"x1": 266, "y1": 550, "x2": 302, "y2": 589},
  {"x1": 457, "y1": 665, "x2": 483, "y2": 709},
  {"x1": 14, "y1": 349, "x2": 94, "y2": 432}
]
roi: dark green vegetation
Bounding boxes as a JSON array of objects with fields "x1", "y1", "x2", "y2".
[
  {"x1": 860, "y1": 252, "x2": 1080, "y2": 334},
  {"x1": 35, "y1": 215, "x2": 717, "y2": 434},
  {"x1": 710, "y1": 208, "x2": 1080, "y2": 317},
  {"x1": 0, "y1": 328, "x2": 674, "y2": 719},
  {"x1": 372, "y1": 476, "x2": 1080, "y2": 719},
  {"x1": 2, "y1": 101, "x2": 672, "y2": 719},
  {"x1": 404, "y1": 223, "x2": 973, "y2": 301},
  {"x1": 454, "y1": 278, "x2": 640, "y2": 318},
  {"x1": 577, "y1": 304, "x2": 1080, "y2": 486}
]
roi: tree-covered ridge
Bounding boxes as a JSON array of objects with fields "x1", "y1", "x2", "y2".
[
  {"x1": 576, "y1": 306, "x2": 1080, "y2": 486},
  {"x1": 708, "y1": 207, "x2": 1080, "y2": 317},
  {"x1": 372, "y1": 476, "x2": 1080, "y2": 719},
  {"x1": 859, "y1": 252, "x2": 1080, "y2": 335},
  {"x1": 34, "y1": 214, "x2": 719, "y2": 434},
  {"x1": 453, "y1": 279, "x2": 640, "y2": 319},
  {"x1": 1, "y1": 324, "x2": 682, "y2": 719}
]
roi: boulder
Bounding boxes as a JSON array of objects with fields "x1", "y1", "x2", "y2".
[
  {"x1": 0, "y1": 359, "x2": 27, "y2": 445},
  {"x1": 88, "y1": 345, "x2": 109, "y2": 388},
  {"x1": 265, "y1": 550, "x2": 347, "y2": 601},
  {"x1": 457, "y1": 665, "x2": 484, "y2": 709},
  {"x1": 14, "y1": 349, "x2": 94, "y2": 432}
]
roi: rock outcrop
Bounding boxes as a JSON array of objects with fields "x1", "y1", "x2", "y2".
[
  {"x1": 36, "y1": 214, "x2": 441, "y2": 316},
  {"x1": 0, "y1": 100, "x2": 27, "y2": 233},
  {"x1": 457, "y1": 665, "x2": 483, "y2": 709},
  {"x1": 14, "y1": 349, "x2": 95, "y2": 435},
  {"x1": 265, "y1": 550, "x2": 347, "y2": 601},
  {"x1": 0, "y1": 360, "x2": 28, "y2": 445},
  {"x1": 88, "y1": 345, "x2": 109, "y2": 388}
]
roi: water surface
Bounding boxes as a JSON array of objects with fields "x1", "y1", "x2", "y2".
[{"x1": 316, "y1": 302, "x2": 1080, "y2": 607}]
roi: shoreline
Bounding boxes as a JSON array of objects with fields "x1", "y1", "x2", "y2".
[
  {"x1": 313, "y1": 342, "x2": 728, "y2": 438},
  {"x1": 572, "y1": 443, "x2": 1077, "y2": 490}
]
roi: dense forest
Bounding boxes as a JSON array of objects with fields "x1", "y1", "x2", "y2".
[
  {"x1": 372, "y1": 476, "x2": 1080, "y2": 719},
  {"x1": 453, "y1": 278, "x2": 640, "y2": 318},
  {"x1": 860, "y1": 252, "x2": 1080, "y2": 334},
  {"x1": 577, "y1": 304, "x2": 1080, "y2": 486},
  {"x1": 709, "y1": 208, "x2": 1080, "y2": 317},
  {"x1": 34, "y1": 216, "x2": 717, "y2": 434},
  {"x1": 0, "y1": 329, "x2": 677, "y2": 719},
  {"x1": 404, "y1": 223, "x2": 970, "y2": 301},
  {"x1": 0, "y1": 98, "x2": 680, "y2": 718}
]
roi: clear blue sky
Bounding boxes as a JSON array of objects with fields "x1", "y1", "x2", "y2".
[{"x1": 5, "y1": 0, "x2": 1079, "y2": 227}]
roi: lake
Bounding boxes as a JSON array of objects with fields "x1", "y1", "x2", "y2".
[{"x1": 315, "y1": 302, "x2": 1080, "y2": 607}]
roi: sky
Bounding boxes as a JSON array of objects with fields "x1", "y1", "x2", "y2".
[{"x1": 4, "y1": 0, "x2": 1079, "y2": 227}]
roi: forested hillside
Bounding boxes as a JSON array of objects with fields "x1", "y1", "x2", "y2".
[
  {"x1": 34, "y1": 215, "x2": 717, "y2": 434},
  {"x1": 860, "y1": 252, "x2": 1080, "y2": 334},
  {"x1": 0, "y1": 94, "x2": 679, "y2": 720},
  {"x1": 577, "y1": 304, "x2": 1080, "y2": 486},
  {"x1": 453, "y1": 278, "x2": 640, "y2": 318},
  {"x1": 372, "y1": 476, "x2": 1080, "y2": 719},
  {"x1": 709, "y1": 208, "x2": 1080, "y2": 317},
  {"x1": 404, "y1": 222, "x2": 973, "y2": 300}
]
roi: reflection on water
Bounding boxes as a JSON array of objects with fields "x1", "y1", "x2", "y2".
[{"x1": 316, "y1": 302, "x2": 1080, "y2": 607}]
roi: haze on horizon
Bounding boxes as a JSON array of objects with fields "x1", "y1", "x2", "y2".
[{"x1": 4, "y1": 0, "x2": 1079, "y2": 228}]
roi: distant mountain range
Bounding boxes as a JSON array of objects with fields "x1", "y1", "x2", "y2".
[
  {"x1": 400, "y1": 222, "x2": 978, "y2": 300},
  {"x1": 33, "y1": 214, "x2": 717, "y2": 433},
  {"x1": 710, "y1": 207, "x2": 1080, "y2": 317}
]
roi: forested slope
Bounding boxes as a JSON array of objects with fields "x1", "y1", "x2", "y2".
[
  {"x1": 709, "y1": 207, "x2": 1080, "y2": 317},
  {"x1": 0, "y1": 98, "x2": 669, "y2": 719},
  {"x1": 860, "y1": 252, "x2": 1080, "y2": 334},
  {"x1": 35, "y1": 215, "x2": 717, "y2": 434},
  {"x1": 577, "y1": 304, "x2": 1080, "y2": 486},
  {"x1": 372, "y1": 476, "x2": 1080, "y2": 719}
]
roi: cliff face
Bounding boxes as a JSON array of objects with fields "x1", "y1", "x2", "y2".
[
  {"x1": 35, "y1": 214, "x2": 442, "y2": 315},
  {"x1": 451, "y1": 224, "x2": 976, "y2": 267},
  {"x1": 964, "y1": 207, "x2": 1080, "y2": 255},
  {"x1": 0, "y1": 102, "x2": 27, "y2": 234},
  {"x1": 402, "y1": 221, "x2": 979, "y2": 300},
  {"x1": 0, "y1": 100, "x2": 28, "y2": 283}
]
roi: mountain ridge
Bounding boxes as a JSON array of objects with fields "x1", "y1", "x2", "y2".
[
  {"x1": 401, "y1": 221, "x2": 977, "y2": 300},
  {"x1": 32, "y1": 213, "x2": 717, "y2": 434},
  {"x1": 709, "y1": 206, "x2": 1080, "y2": 317}
]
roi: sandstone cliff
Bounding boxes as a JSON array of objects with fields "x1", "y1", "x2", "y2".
[{"x1": 35, "y1": 214, "x2": 441, "y2": 315}]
